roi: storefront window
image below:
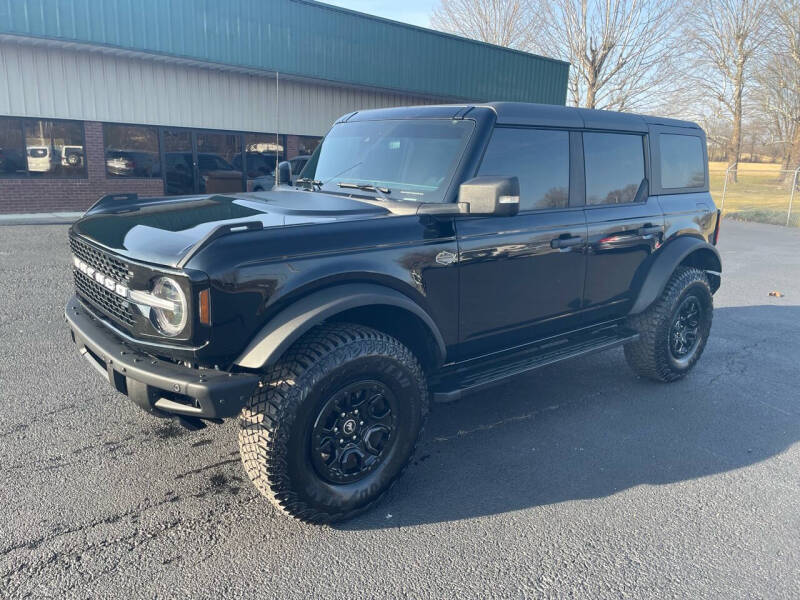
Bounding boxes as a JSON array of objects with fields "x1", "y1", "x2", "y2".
[
  {"x1": 23, "y1": 119, "x2": 86, "y2": 177},
  {"x1": 238, "y1": 134, "x2": 283, "y2": 178},
  {"x1": 0, "y1": 118, "x2": 26, "y2": 176},
  {"x1": 196, "y1": 132, "x2": 243, "y2": 193},
  {"x1": 104, "y1": 124, "x2": 161, "y2": 178},
  {"x1": 294, "y1": 135, "x2": 322, "y2": 157}
]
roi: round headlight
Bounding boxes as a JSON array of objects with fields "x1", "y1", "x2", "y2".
[{"x1": 151, "y1": 277, "x2": 187, "y2": 337}]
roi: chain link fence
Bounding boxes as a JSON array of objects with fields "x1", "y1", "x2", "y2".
[{"x1": 711, "y1": 162, "x2": 800, "y2": 228}]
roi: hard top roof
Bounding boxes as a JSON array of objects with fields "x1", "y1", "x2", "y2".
[{"x1": 342, "y1": 102, "x2": 701, "y2": 132}]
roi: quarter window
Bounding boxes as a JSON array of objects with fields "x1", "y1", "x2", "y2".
[
  {"x1": 478, "y1": 128, "x2": 569, "y2": 211},
  {"x1": 104, "y1": 124, "x2": 161, "y2": 178},
  {"x1": 660, "y1": 134, "x2": 705, "y2": 189},
  {"x1": 584, "y1": 132, "x2": 645, "y2": 205}
]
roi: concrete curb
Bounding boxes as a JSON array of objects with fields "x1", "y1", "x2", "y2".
[{"x1": 0, "y1": 212, "x2": 82, "y2": 225}]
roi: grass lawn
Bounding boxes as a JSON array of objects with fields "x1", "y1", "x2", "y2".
[{"x1": 708, "y1": 162, "x2": 799, "y2": 227}]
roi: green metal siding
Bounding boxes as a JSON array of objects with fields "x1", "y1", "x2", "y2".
[{"x1": 0, "y1": 0, "x2": 568, "y2": 104}]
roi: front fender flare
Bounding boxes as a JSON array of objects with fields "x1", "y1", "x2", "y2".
[
  {"x1": 234, "y1": 283, "x2": 446, "y2": 369},
  {"x1": 630, "y1": 237, "x2": 721, "y2": 315}
]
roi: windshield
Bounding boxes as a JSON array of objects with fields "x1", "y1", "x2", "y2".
[{"x1": 304, "y1": 119, "x2": 475, "y2": 203}]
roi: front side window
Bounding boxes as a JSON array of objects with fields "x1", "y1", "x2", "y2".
[
  {"x1": 660, "y1": 134, "x2": 705, "y2": 189},
  {"x1": 478, "y1": 128, "x2": 569, "y2": 211},
  {"x1": 584, "y1": 132, "x2": 645, "y2": 205},
  {"x1": 23, "y1": 119, "x2": 86, "y2": 177},
  {"x1": 0, "y1": 117, "x2": 26, "y2": 176},
  {"x1": 307, "y1": 119, "x2": 475, "y2": 203},
  {"x1": 104, "y1": 124, "x2": 161, "y2": 178}
]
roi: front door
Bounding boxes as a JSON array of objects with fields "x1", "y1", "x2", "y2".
[
  {"x1": 456, "y1": 127, "x2": 587, "y2": 359},
  {"x1": 581, "y1": 131, "x2": 664, "y2": 321}
]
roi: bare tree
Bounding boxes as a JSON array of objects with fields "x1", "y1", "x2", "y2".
[
  {"x1": 430, "y1": 0, "x2": 534, "y2": 49},
  {"x1": 684, "y1": 0, "x2": 772, "y2": 179},
  {"x1": 527, "y1": 0, "x2": 684, "y2": 112},
  {"x1": 754, "y1": 51, "x2": 800, "y2": 169},
  {"x1": 769, "y1": 0, "x2": 800, "y2": 172}
]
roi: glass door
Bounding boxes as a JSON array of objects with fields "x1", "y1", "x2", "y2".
[
  {"x1": 163, "y1": 129, "x2": 195, "y2": 195},
  {"x1": 196, "y1": 132, "x2": 244, "y2": 193},
  {"x1": 162, "y1": 130, "x2": 245, "y2": 195}
]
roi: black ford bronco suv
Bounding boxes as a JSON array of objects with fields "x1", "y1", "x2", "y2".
[{"x1": 66, "y1": 103, "x2": 721, "y2": 523}]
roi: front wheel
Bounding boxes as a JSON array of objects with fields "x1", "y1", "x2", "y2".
[
  {"x1": 238, "y1": 323, "x2": 428, "y2": 523},
  {"x1": 624, "y1": 266, "x2": 713, "y2": 382}
]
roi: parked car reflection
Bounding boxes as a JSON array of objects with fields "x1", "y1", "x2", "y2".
[
  {"x1": 26, "y1": 146, "x2": 51, "y2": 172},
  {"x1": 165, "y1": 152, "x2": 244, "y2": 194},
  {"x1": 106, "y1": 150, "x2": 159, "y2": 177}
]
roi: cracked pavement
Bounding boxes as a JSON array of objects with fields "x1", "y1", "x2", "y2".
[{"x1": 1, "y1": 220, "x2": 799, "y2": 598}]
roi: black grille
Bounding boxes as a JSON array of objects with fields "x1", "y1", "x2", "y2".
[
  {"x1": 70, "y1": 236, "x2": 131, "y2": 283},
  {"x1": 74, "y1": 270, "x2": 136, "y2": 327}
]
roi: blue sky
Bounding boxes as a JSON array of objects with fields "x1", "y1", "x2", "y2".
[{"x1": 320, "y1": 0, "x2": 437, "y2": 28}]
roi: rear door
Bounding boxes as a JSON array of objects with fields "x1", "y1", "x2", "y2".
[
  {"x1": 581, "y1": 131, "x2": 664, "y2": 322},
  {"x1": 456, "y1": 127, "x2": 588, "y2": 359}
]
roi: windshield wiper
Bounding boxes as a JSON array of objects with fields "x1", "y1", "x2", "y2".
[
  {"x1": 296, "y1": 177, "x2": 322, "y2": 191},
  {"x1": 338, "y1": 182, "x2": 392, "y2": 198}
]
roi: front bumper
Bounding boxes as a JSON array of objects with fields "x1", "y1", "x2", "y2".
[{"x1": 65, "y1": 295, "x2": 259, "y2": 419}]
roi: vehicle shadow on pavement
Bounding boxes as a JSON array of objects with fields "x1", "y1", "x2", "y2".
[{"x1": 340, "y1": 305, "x2": 800, "y2": 529}]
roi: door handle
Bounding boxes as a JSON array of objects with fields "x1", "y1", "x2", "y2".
[
  {"x1": 551, "y1": 235, "x2": 584, "y2": 249},
  {"x1": 638, "y1": 225, "x2": 663, "y2": 236}
]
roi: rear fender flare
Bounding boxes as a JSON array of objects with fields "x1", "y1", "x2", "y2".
[
  {"x1": 630, "y1": 237, "x2": 721, "y2": 315},
  {"x1": 235, "y1": 283, "x2": 446, "y2": 369}
]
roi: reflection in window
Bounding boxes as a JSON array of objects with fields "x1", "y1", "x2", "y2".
[
  {"x1": 237, "y1": 134, "x2": 282, "y2": 178},
  {"x1": 478, "y1": 128, "x2": 569, "y2": 211},
  {"x1": 660, "y1": 134, "x2": 705, "y2": 189},
  {"x1": 196, "y1": 132, "x2": 243, "y2": 193},
  {"x1": 0, "y1": 117, "x2": 26, "y2": 176},
  {"x1": 163, "y1": 129, "x2": 194, "y2": 195},
  {"x1": 584, "y1": 132, "x2": 645, "y2": 205},
  {"x1": 23, "y1": 119, "x2": 86, "y2": 177},
  {"x1": 104, "y1": 124, "x2": 161, "y2": 178},
  {"x1": 293, "y1": 135, "x2": 322, "y2": 158}
]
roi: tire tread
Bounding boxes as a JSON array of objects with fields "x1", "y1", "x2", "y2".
[{"x1": 238, "y1": 322, "x2": 428, "y2": 524}]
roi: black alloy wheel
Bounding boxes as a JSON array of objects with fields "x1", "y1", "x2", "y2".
[
  {"x1": 669, "y1": 295, "x2": 703, "y2": 363},
  {"x1": 311, "y1": 380, "x2": 398, "y2": 484}
]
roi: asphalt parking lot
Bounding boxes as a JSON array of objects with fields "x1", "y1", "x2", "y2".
[{"x1": 1, "y1": 219, "x2": 798, "y2": 598}]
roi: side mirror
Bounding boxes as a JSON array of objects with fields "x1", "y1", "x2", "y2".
[
  {"x1": 458, "y1": 176, "x2": 520, "y2": 216},
  {"x1": 276, "y1": 161, "x2": 292, "y2": 186}
]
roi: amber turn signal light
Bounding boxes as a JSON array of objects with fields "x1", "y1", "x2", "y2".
[{"x1": 198, "y1": 289, "x2": 211, "y2": 325}]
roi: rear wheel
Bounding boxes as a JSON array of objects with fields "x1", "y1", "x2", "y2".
[
  {"x1": 624, "y1": 266, "x2": 713, "y2": 382},
  {"x1": 238, "y1": 323, "x2": 428, "y2": 523}
]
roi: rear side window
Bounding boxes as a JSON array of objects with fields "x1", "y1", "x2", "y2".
[
  {"x1": 660, "y1": 134, "x2": 705, "y2": 189},
  {"x1": 478, "y1": 128, "x2": 569, "y2": 211},
  {"x1": 584, "y1": 132, "x2": 645, "y2": 205}
]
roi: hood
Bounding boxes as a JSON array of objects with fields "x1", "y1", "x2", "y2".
[{"x1": 71, "y1": 190, "x2": 389, "y2": 268}]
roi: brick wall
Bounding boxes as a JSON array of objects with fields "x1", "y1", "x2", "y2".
[{"x1": 0, "y1": 121, "x2": 164, "y2": 214}]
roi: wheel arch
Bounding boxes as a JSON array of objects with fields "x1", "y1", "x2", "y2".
[
  {"x1": 234, "y1": 283, "x2": 447, "y2": 371},
  {"x1": 629, "y1": 236, "x2": 721, "y2": 315}
]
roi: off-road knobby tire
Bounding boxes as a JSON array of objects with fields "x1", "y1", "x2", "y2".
[
  {"x1": 624, "y1": 266, "x2": 713, "y2": 382},
  {"x1": 238, "y1": 323, "x2": 428, "y2": 524}
]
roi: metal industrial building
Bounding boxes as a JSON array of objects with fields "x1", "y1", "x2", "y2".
[{"x1": 0, "y1": 0, "x2": 569, "y2": 213}]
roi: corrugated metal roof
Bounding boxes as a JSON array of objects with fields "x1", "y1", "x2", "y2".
[{"x1": 0, "y1": 0, "x2": 568, "y2": 104}]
